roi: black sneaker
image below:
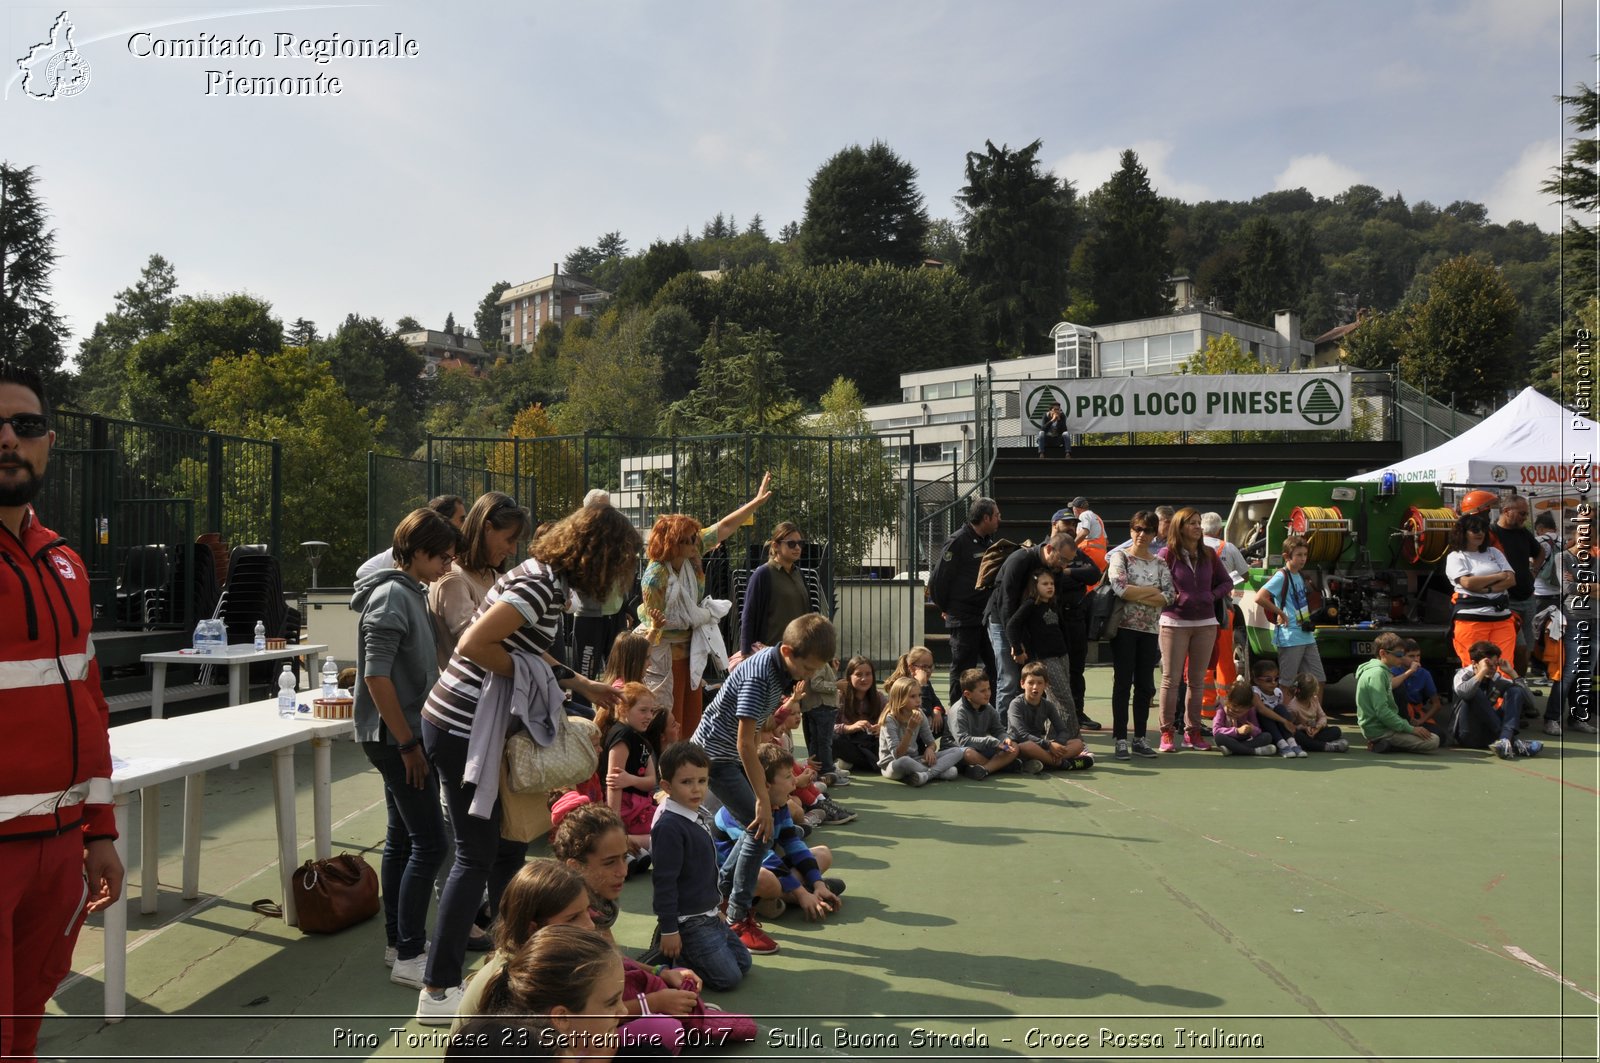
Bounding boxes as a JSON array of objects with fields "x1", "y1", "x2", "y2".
[
  {"x1": 1079, "y1": 716, "x2": 1104, "y2": 730},
  {"x1": 821, "y1": 877, "x2": 847, "y2": 896},
  {"x1": 820, "y1": 798, "x2": 858, "y2": 825},
  {"x1": 1129, "y1": 737, "x2": 1158, "y2": 758},
  {"x1": 962, "y1": 764, "x2": 990, "y2": 781}
]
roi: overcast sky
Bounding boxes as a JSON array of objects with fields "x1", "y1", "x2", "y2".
[{"x1": 3, "y1": 0, "x2": 1593, "y2": 355}]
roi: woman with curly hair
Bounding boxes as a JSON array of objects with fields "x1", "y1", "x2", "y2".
[
  {"x1": 417, "y1": 502, "x2": 642, "y2": 1025},
  {"x1": 638, "y1": 473, "x2": 773, "y2": 737},
  {"x1": 1445, "y1": 511, "x2": 1517, "y2": 669}
]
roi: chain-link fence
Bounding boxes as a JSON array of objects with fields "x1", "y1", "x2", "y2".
[{"x1": 41, "y1": 411, "x2": 280, "y2": 630}]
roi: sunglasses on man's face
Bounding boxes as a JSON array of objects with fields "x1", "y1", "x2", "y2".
[{"x1": 0, "y1": 413, "x2": 49, "y2": 438}]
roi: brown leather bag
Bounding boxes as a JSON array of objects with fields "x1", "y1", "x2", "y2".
[{"x1": 291, "y1": 853, "x2": 379, "y2": 934}]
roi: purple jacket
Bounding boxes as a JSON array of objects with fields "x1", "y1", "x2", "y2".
[
  {"x1": 1157, "y1": 544, "x2": 1233, "y2": 622},
  {"x1": 1211, "y1": 706, "x2": 1261, "y2": 738}
]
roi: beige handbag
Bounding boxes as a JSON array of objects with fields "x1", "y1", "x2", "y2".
[{"x1": 504, "y1": 715, "x2": 600, "y2": 794}]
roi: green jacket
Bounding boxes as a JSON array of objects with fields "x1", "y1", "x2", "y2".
[{"x1": 1354, "y1": 657, "x2": 1410, "y2": 738}]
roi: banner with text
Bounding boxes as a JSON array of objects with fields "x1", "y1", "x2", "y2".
[{"x1": 1022, "y1": 374, "x2": 1352, "y2": 434}]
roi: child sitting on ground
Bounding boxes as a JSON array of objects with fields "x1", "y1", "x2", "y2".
[
  {"x1": 649, "y1": 742, "x2": 753, "y2": 991},
  {"x1": 714, "y1": 743, "x2": 846, "y2": 923},
  {"x1": 833, "y1": 656, "x2": 883, "y2": 771},
  {"x1": 1390, "y1": 638, "x2": 1443, "y2": 736},
  {"x1": 948, "y1": 667, "x2": 1026, "y2": 779},
  {"x1": 1007, "y1": 661, "x2": 1092, "y2": 771},
  {"x1": 1283, "y1": 673, "x2": 1349, "y2": 752},
  {"x1": 878, "y1": 676, "x2": 969, "y2": 784},
  {"x1": 1248, "y1": 658, "x2": 1307, "y2": 758},
  {"x1": 888, "y1": 645, "x2": 950, "y2": 749},
  {"x1": 1211, "y1": 681, "x2": 1279, "y2": 756},
  {"x1": 601, "y1": 681, "x2": 659, "y2": 854}
]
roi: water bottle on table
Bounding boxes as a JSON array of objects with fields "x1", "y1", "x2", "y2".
[
  {"x1": 253, "y1": 620, "x2": 266, "y2": 651},
  {"x1": 277, "y1": 664, "x2": 297, "y2": 718},
  {"x1": 321, "y1": 657, "x2": 338, "y2": 700}
]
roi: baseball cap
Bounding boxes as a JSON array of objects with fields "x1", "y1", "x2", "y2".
[
  {"x1": 1051, "y1": 508, "x2": 1078, "y2": 524},
  {"x1": 1069, "y1": 496, "x2": 1090, "y2": 510}
]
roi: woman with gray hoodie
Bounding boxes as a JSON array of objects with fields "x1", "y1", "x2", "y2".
[{"x1": 352, "y1": 507, "x2": 461, "y2": 990}]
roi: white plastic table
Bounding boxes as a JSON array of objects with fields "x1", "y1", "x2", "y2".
[
  {"x1": 104, "y1": 700, "x2": 354, "y2": 1021},
  {"x1": 139, "y1": 642, "x2": 329, "y2": 718}
]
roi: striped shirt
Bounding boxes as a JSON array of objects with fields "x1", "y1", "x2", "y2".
[
  {"x1": 691, "y1": 645, "x2": 795, "y2": 762},
  {"x1": 423, "y1": 558, "x2": 566, "y2": 737}
]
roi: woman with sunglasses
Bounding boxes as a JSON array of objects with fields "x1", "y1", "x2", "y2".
[
  {"x1": 740, "y1": 522, "x2": 826, "y2": 658},
  {"x1": 1107, "y1": 511, "x2": 1175, "y2": 760}
]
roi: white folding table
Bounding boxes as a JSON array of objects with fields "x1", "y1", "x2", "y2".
[
  {"x1": 104, "y1": 701, "x2": 354, "y2": 1021},
  {"x1": 139, "y1": 642, "x2": 329, "y2": 719}
]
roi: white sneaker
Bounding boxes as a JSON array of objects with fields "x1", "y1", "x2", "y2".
[
  {"x1": 416, "y1": 983, "x2": 465, "y2": 1026},
  {"x1": 1544, "y1": 719, "x2": 1563, "y2": 736},
  {"x1": 938, "y1": 766, "x2": 960, "y2": 780},
  {"x1": 383, "y1": 945, "x2": 397, "y2": 968},
  {"x1": 828, "y1": 767, "x2": 851, "y2": 787},
  {"x1": 390, "y1": 949, "x2": 429, "y2": 989}
]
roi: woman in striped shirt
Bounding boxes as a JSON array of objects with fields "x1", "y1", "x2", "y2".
[{"x1": 416, "y1": 502, "x2": 641, "y2": 1024}]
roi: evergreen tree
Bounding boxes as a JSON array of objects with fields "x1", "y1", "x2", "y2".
[
  {"x1": 1078, "y1": 150, "x2": 1174, "y2": 323},
  {"x1": 798, "y1": 141, "x2": 929, "y2": 268},
  {"x1": 0, "y1": 163, "x2": 68, "y2": 394},
  {"x1": 614, "y1": 240, "x2": 695, "y2": 309},
  {"x1": 778, "y1": 221, "x2": 799, "y2": 243},
  {"x1": 394, "y1": 315, "x2": 423, "y2": 334},
  {"x1": 956, "y1": 139, "x2": 1077, "y2": 352},
  {"x1": 745, "y1": 214, "x2": 768, "y2": 240},
  {"x1": 475, "y1": 281, "x2": 511, "y2": 347},
  {"x1": 564, "y1": 245, "x2": 602, "y2": 276},
  {"x1": 443, "y1": 311, "x2": 456, "y2": 336},
  {"x1": 76, "y1": 254, "x2": 179, "y2": 412},
  {"x1": 661, "y1": 325, "x2": 804, "y2": 435},
  {"x1": 286, "y1": 317, "x2": 318, "y2": 347},
  {"x1": 595, "y1": 231, "x2": 628, "y2": 260}
]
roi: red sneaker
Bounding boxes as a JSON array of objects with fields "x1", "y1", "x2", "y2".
[
  {"x1": 1183, "y1": 728, "x2": 1213, "y2": 752},
  {"x1": 1158, "y1": 728, "x2": 1179, "y2": 753},
  {"x1": 729, "y1": 915, "x2": 779, "y2": 954}
]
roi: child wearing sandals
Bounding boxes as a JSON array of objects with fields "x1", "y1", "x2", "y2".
[
  {"x1": 1007, "y1": 661, "x2": 1093, "y2": 771},
  {"x1": 878, "y1": 676, "x2": 968, "y2": 784},
  {"x1": 550, "y1": 803, "x2": 756, "y2": 1051},
  {"x1": 1210, "y1": 681, "x2": 1279, "y2": 756},
  {"x1": 1283, "y1": 673, "x2": 1349, "y2": 752},
  {"x1": 1249, "y1": 659, "x2": 1307, "y2": 758}
]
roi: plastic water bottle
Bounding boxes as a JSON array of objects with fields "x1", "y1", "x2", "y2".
[
  {"x1": 194, "y1": 620, "x2": 209, "y2": 655},
  {"x1": 321, "y1": 657, "x2": 338, "y2": 700},
  {"x1": 253, "y1": 620, "x2": 267, "y2": 651},
  {"x1": 277, "y1": 664, "x2": 297, "y2": 718},
  {"x1": 194, "y1": 618, "x2": 225, "y2": 655}
]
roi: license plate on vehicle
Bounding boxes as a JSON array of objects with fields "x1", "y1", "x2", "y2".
[{"x1": 1353, "y1": 641, "x2": 1373, "y2": 656}]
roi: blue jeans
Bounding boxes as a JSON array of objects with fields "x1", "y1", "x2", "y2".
[
  {"x1": 802, "y1": 707, "x2": 837, "y2": 776},
  {"x1": 363, "y1": 741, "x2": 447, "y2": 961},
  {"x1": 707, "y1": 759, "x2": 764, "y2": 924},
  {"x1": 988, "y1": 621, "x2": 1020, "y2": 718},
  {"x1": 1452, "y1": 684, "x2": 1528, "y2": 747},
  {"x1": 676, "y1": 912, "x2": 752, "y2": 990},
  {"x1": 422, "y1": 720, "x2": 530, "y2": 989}
]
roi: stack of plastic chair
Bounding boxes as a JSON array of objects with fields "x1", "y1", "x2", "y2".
[
  {"x1": 216, "y1": 547, "x2": 298, "y2": 689},
  {"x1": 115, "y1": 545, "x2": 173, "y2": 628}
]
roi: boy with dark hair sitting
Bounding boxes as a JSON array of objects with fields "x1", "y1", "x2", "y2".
[
  {"x1": 1452, "y1": 641, "x2": 1542, "y2": 759},
  {"x1": 948, "y1": 667, "x2": 1025, "y2": 779},
  {"x1": 714, "y1": 743, "x2": 845, "y2": 924},
  {"x1": 1389, "y1": 638, "x2": 1444, "y2": 736}
]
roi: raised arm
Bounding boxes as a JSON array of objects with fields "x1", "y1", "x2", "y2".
[{"x1": 710, "y1": 472, "x2": 773, "y2": 544}]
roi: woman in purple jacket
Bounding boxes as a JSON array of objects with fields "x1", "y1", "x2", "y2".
[{"x1": 1156, "y1": 507, "x2": 1234, "y2": 753}]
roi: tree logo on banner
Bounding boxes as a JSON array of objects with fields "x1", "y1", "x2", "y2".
[
  {"x1": 1297, "y1": 379, "x2": 1344, "y2": 426},
  {"x1": 16, "y1": 11, "x2": 91, "y2": 100},
  {"x1": 1026, "y1": 385, "x2": 1070, "y2": 429}
]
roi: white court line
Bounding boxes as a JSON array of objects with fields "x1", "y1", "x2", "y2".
[{"x1": 1502, "y1": 945, "x2": 1600, "y2": 1005}]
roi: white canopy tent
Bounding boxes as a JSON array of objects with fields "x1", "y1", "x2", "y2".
[{"x1": 1354, "y1": 387, "x2": 1598, "y2": 494}]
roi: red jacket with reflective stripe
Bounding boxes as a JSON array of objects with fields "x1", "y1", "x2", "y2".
[{"x1": 0, "y1": 506, "x2": 116, "y2": 842}]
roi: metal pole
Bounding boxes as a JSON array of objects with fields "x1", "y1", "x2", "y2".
[
  {"x1": 206, "y1": 433, "x2": 224, "y2": 543},
  {"x1": 269, "y1": 440, "x2": 282, "y2": 557}
]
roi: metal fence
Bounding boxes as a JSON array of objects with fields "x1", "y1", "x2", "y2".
[
  {"x1": 1392, "y1": 378, "x2": 1483, "y2": 457},
  {"x1": 42, "y1": 411, "x2": 281, "y2": 630},
  {"x1": 371, "y1": 430, "x2": 923, "y2": 667}
]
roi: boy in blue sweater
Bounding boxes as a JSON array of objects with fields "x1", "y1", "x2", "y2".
[
  {"x1": 715, "y1": 744, "x2": 845, "y2": 923},
  {"x1": 650, "y1": 741, "x2": 751, "y2": 990}
]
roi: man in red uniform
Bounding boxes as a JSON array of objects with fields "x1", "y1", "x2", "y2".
[{"x1": 0, "y1": 361, "x2": 123, "y2": 1060}]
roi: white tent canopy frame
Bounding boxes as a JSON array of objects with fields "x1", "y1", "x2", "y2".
[{"x1": 1354, "y1": 387, "x2": 1597, "y2": 496}]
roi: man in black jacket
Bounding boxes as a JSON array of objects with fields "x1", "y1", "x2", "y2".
[
  {"x1": 928, "y1": 498, "x2": 1001, "y2": 705},
  {"x1": 1052, "y1": 537, "x2": 1104, "y2": 729},
  {"x1": 984, "y1": 531, "x2": 1077, "y2": 716}
]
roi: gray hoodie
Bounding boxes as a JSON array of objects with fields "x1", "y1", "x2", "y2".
[{"x1": 351, "y1": 568, "x2": 440, "y2": 744}]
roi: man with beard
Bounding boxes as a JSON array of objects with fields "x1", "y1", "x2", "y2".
[{"x1": 0, "y1": 361, "x2": 123, "y2": 1062}]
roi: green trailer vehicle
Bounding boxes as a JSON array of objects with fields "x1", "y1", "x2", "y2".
[{"x1": 1225, "y1": 479, "x2": 1459, "y2": 685}]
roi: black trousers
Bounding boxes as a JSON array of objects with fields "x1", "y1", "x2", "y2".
[{"x1": 947, "y1": 623, "x2": 997, "y2": 706}]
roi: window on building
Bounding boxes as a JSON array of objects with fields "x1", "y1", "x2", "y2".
[
  {"x1": 920, "y1": 379, "x2": 975, "y2": 400},
  {"x1": 1054, "y1": 323, "x2": 1096, "y2": 378}
]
